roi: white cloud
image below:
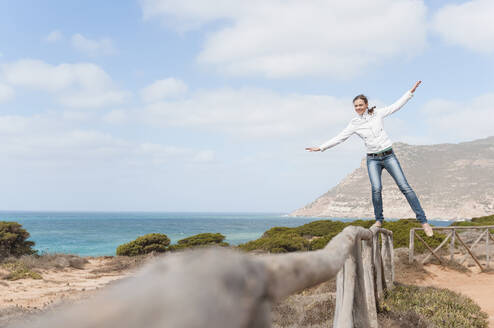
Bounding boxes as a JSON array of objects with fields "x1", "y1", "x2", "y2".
[
  {"x1": 0, "y1": 83, "x2": 14, "y2": 103},
  {"x1": 140, "y1": 78, "x2": 188, "y2": 102},
  {"x1": 138, "y1": 87, "x2": 354, "y2": 139},
  {"x1": 103, "y1": 109, "x2": 129, "y2": 124},
  {"x1": 432, "y1": 0, "x2": 494, "y2": 54},
  {"x1": 71, "y1": 34, "x2": 117, "y2": 57},
  {"x1": 1, "y1": 59, "x2": 127, "y2": 108},
  {"x1": 62, "y1": 110, "x2": 93, "y2": 121},
  {"x1": 140, "y1": 0, "x2": 427, "y2": 78},
  {"x1": 193, "y1": 150, "x2": 215, "y2": 163},
  {"x1": 59, "y1": 89, "x2": 127, "y2": 108},
  {"x1": 0, "y1": 113, "x2": 208, "y2": 167},
  {"x1": 43, "y1": 30, "x2": 63, "y2": 43},
  {"x1": 420, "y1": 93, "x2": 494, "y2": 141}
]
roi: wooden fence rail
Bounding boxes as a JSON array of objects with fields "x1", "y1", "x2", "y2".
[
  {"x1": 13, "y1": 226, "x2": 394, "y2": 328},
  {"x1": 409, "y1": 225, "x2": 494, "y2": 271}
]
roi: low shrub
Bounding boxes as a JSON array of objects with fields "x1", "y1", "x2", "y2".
[
  {"x1": 381, "y1": 283, "x2": 488, "y2": 328},
  {"x1": 239, "y1": 231, "x2": 309, "y2": 253},
  {"x1": 293, "y1": 220, "x2": 348, "y2": 237},
  {"x1": 381, "y1": 219, "x2": 445, "y2": 253},
  {"x1": 261, "y1": 226, "x2": 293, "y2": 238},
  {"x1": 116, "y1": 233, "x2": 170, "y2": 256},
  {"x1": 0, "y1": 221, "x2": 36, "y2": 258},
  {"x1": 471, "y1": 214, "x2": 494, "y2": 225},
  {"x1": 239, "y1": 220, "x2": 351, "y2": 253},
  {"x1": 451, "y1": 214, "x2": 494, "y2": 233},
  {"x1": 308, "y1": 231, "x2": 340, "y2": 250},
  {"x1": 1, "y1": 261, "x2": 42, "y2": 280},
  {"x1": 169, "y1": 233, "x2": 229, "y2": 251},
  {"x1": 15, "y1": 253, "x2": 89, "y2": 270},
  {"x1": 239, "y1": 219, "x2": 445, "y2": 253}
]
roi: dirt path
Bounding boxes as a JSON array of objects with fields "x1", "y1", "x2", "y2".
[
  {"x1": 0, "y1": 257, "x2": 136, "y2": 326},
  {"x1": 417, "y1": 264, "x2": 494, "y2": 328}
]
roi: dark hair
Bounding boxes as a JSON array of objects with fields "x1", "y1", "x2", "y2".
[{"x1": 353, "y1": 94, "x2": 376, "y2": 114}]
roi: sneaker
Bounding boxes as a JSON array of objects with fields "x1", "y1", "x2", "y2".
[
  {"x1": 371, "y1": 221, "x2": 382, "y2": 229},
  {"x1": 422, "y1": 223, "x2": 433, "y2": 237}
]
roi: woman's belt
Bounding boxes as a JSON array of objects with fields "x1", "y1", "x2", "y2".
[{"x1": 367, "y1": 148, "x2": 393, "y2": 157}]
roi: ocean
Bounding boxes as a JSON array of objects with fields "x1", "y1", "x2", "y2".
[{"x1": 0, "y1": 211, "x2": 453, "y2": 256}]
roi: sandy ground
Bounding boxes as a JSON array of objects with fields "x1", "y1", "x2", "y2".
[
  {"x1": 0, "y1": 257, "x2": 137, "y2": 327},
  {"x1": 418, "y1": 264, "x2": 494, "y2": 328},
  {"x1": 2, "y1": 252, "x2": 494, "y2": 328}
]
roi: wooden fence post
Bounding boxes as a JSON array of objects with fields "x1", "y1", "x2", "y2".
[
  {"x1": 450, "y1": 228, "x2": 456, "y2": 261},
  {"x1": 334, "y1": 235, "x2": 379, "y2": 328},
  {"x1": 373, "y1": 231, "x2": 385, "y2": 299},
  {"x1": 381, "y1": 233, "x2": 393, "y2": 289},
  {"x1": 487, "y1": 229, "x2": 490, "y2": 268},
  {"x1": 361, "y1": 239, "x2": 378, "y2": 328},
  {"x1": 334, "y1": 254, "x2": 357, "y2": 328}
]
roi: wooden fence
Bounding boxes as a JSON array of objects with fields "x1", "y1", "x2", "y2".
[
  {"x1": 14, "y1": 226, "x2": 394, "y2": 328},
  {"x1": 409, "y1": 225, "x2": 494, "y2": 271}
]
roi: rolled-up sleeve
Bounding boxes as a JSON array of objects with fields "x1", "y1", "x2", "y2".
[
  {"x1": 378, "y1": 90, "x2": 414, "y2": 117},
  {"x1": 319, "y1": 123, "x2": 355, "y2": 151}
]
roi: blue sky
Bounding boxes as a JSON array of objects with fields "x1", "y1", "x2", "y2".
[{"x1": 1, "y1": 0, "x2": 493, "y2": 212}]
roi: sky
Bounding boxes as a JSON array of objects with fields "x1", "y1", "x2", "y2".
[{"x1": 0, "y1": 0, "x2": 493, "y2": 212}]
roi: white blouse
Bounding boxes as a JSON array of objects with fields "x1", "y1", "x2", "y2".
[{"x1": 319, "y1": 90, "x2": 414, "y2": 153}]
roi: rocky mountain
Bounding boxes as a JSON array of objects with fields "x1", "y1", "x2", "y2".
[{"x1": 291, "y1": 136, "x2": 494, "y2": 220}]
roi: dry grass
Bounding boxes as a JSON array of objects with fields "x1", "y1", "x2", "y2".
[
  {"x1": 393, "y1": 247, "x2": 430, "y2": 283},
  {"x1": 89, "y1": 254, "x2": 150, "y2": 274},
  {"x1": 271, "y1": 280, "x2": 336, "y2": 328},
  {"x1": 271, "y1": 248, "x2": 489, "y2": 327},
  {"x1": 0, "y1": 262, "x2": 42, "y2": 281},
  {"x1": 1, "y1": 253, "x2": 89, "y2": 271},
  {"x1": 378, "y1": 310, "x2": 430, "y2": 328},
  {"x1": 382, "y1": 283, "x2": 488, "y2": 328}
]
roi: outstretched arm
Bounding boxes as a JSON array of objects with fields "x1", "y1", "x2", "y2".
[
  {"x1": 306, "y1": 123, "x2": 355, "y2": 152},
  {"x1": 379, "y1": 81, "x2": 421, "y2": 118}
]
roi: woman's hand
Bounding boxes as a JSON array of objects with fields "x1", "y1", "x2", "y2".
[
  {"x1": 305, "y1": 147, "x2": 321, "y2": 152},
  {"x1": 410, "y1": 80, "x2": 422, "y2": 93}
]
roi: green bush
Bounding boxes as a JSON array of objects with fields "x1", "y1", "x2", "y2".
[
  {"x1": 308, "y1": 220, "x2": 373, "y2": 250},
  {"x1": 261, "y1": 226, "x2": 293, "y2": 238},
  {"x1": 382, "y1": 284, "x2": 488, "y2": 328},
  {"x1": 116, "y1": 233, "x2": 170, "y2": 256},
  {"x1": 471, "y1": 214, "x2": 494, "y2": 225},
  {"x1": 239, "y1": 231, "x2": 310, "y2": 253},
  {"x1": 451, "y1": 214, "x2": 494, "y2": 232},
  {"x1": 308, "y1": 232, "x2": 340, "y2": 251},
  {"x1": 239, "y1": 219, "x2": 445, "y2": 253},
  {"x1": 169, "y1": 233, "x2": 229, "y2": 251},
  {"x1": 1, "y1": 261, "x2": 42, "y2": 280},
  {"x1": 239, "y1": 220, "x2": 352, "y2": 253},
  {"x1": 381, "y1": 219, "x2": 445, "y2": 253},
  {"x1": 0, "y1": 221, "x2": 36, "y2": 258},
  {"x1": 293, "y1": 220, "x2": 348, "y2": 237}
]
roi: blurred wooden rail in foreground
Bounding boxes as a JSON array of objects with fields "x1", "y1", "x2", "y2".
[{"x1": 12, "y1": 226, "x2": 394, "y2": 328}]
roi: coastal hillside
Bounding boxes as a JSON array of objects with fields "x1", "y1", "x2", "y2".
[{"x1": 291, "y1": 136, "x2": 494, "y2": 220}]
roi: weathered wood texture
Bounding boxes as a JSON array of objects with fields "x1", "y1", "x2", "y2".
[
  {"x1": 13, "y1": 226, "x2": 394, "y2": 328},
  {"x1": 332, "y1": 227, "x2": 393, "y2": 328},
  {"x1": 409, "y1": 226, "x2": 494, "y2": 270}
]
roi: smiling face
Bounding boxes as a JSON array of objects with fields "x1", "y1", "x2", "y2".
[{"x1": 353, "y1": 98, "x2": 367, "y2": 116}]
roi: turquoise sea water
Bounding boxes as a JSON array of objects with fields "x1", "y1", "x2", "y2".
[{"x1": 0, "y1": 211, "x2": 452, "y2": 256}]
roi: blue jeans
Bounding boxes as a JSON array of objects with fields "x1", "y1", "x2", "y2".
[{"x1": 366, "y1": 150, "x2": 427, "y2": 224}]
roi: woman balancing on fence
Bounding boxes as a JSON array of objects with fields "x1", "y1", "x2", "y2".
[{"x1": 306, "y1": 81, "x2": 433, "y2": 237}]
